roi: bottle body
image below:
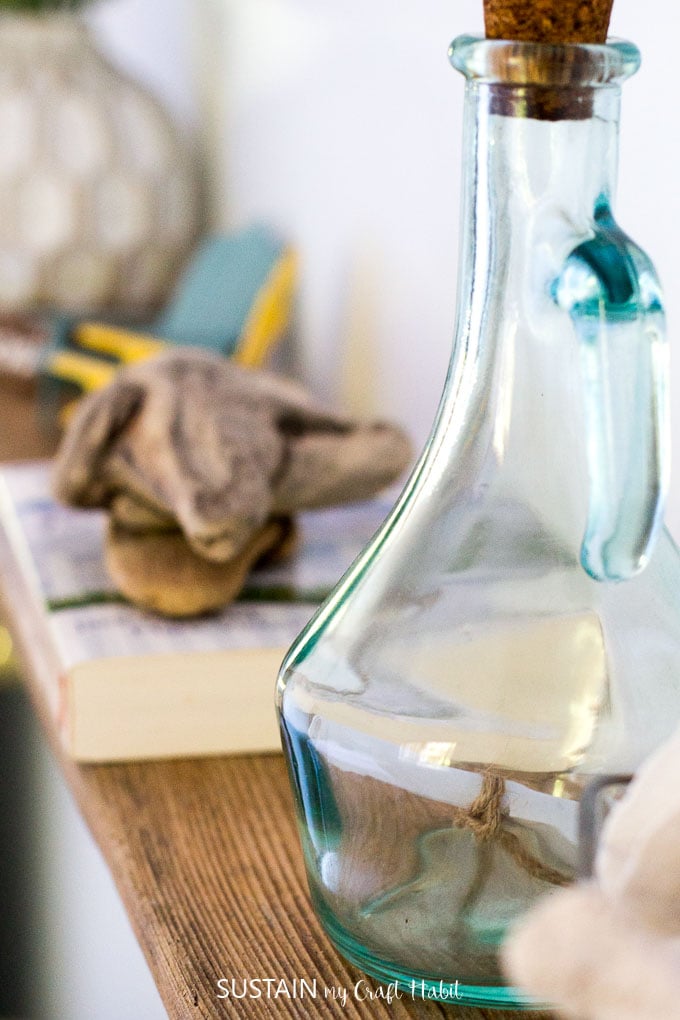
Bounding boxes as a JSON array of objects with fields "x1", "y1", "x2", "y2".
[
  {"x1": 280, "y1": 528, "x2": 680, "y2": 1004},
  {"x1": 277, "y1": 37, "x2": 680, "y2": 1007}
]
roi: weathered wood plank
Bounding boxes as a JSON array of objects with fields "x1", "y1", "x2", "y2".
[{"x1": 71, "y1": 755, "x2": 555, "y2": 1020}]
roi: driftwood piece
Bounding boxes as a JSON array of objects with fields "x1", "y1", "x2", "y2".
[
  {"x1": 53, "y1": 350, "x2": 411, "y2": 615},
  {"x1": 54, "y1": 349, "x2": 412, "y2": 564}
]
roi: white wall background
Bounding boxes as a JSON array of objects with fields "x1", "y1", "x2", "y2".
[{"x1": 88, "y1": 0, "x2": 196, "y2": 128}]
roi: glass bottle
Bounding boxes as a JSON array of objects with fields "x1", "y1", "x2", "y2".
[{"x1": 277, "y1": 35, "x2": 680, "y2": 1008}]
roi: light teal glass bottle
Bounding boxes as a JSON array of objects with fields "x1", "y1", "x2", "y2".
[{"x1": 277, "y1": 35, "x2": 680, "y2": 1008}]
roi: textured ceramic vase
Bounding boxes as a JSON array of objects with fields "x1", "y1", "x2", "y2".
[{"x1": 0, "y1": 13, "x2": 199, "y2": 315}]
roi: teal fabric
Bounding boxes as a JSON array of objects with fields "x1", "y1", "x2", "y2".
[
  {"x1": 152, "y1": 225, "x2": 285, "y2": 354},
  {"x1": 38, "y1": 224, "x2": 287, "y2": 428}
]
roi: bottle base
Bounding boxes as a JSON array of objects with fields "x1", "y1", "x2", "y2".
[{"x1": 316, "y1": 899, "x2": 549, "y2": 1011}]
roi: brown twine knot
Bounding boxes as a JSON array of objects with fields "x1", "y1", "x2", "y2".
[
  {"x1": 451, "y1": 770, "x2": 571, "y2": 888},
  {"x1": 451, "y1": 772, "x2": 506, "y2": 842}
]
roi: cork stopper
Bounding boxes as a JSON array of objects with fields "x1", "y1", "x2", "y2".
[
  {"x1": 481, "y1": 0, "x2": 616, "y2": 119},
  {"x1": 484, "y1": 0, "x2": 614, "y2": 45}
]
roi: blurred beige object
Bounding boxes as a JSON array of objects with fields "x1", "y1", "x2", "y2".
[
  {"x1": 0, "y1": 12, "x2": 199, "y2": 315},
  {"x1": 502, "y1": 726, "x2": 680, "y2": 1019}
]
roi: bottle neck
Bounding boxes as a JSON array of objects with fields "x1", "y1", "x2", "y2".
[
  {"x1": 457, "y1": 82, "x2": 621, "y2": 336},
  {"x1": 425, "y1": 84, "x2": 624, "y2": 548}
]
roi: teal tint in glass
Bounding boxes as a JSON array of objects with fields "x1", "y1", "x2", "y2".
[
  {"x1": 277, "y1": 35, "x2": 680, "y2": 1008},
  {"x1": 554, "y1": 199, "x2": 668, "y2": 581}
]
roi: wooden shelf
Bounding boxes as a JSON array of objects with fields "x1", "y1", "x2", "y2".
[{"x1": 66, "y1": 755, "x2": 556, "y2": 1019}]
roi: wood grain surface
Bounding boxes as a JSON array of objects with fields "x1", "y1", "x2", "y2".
[
  {"x1": 1, "y1": 514, "x2": 558, "y2": 1020},
  {"x1": 69, "y1": 755, "x2": 557, "y2": 1020}
]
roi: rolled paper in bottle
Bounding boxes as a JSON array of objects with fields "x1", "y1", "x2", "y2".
[{"x1": 303, "y1": 613, "x2": 608, "y2": 774}]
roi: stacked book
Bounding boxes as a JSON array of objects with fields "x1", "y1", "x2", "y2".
[{"x1": 0, "y1": 461, "x2": 388, "y2": 763}]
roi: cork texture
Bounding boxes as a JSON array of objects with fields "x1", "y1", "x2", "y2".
[{"x1": 484, "y1": 0, "x2": 614, "y2": 44}]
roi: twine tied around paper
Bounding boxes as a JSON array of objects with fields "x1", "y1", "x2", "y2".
[{"x1": 451, "y1": 771, "x2": 571, "y2": 887}]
